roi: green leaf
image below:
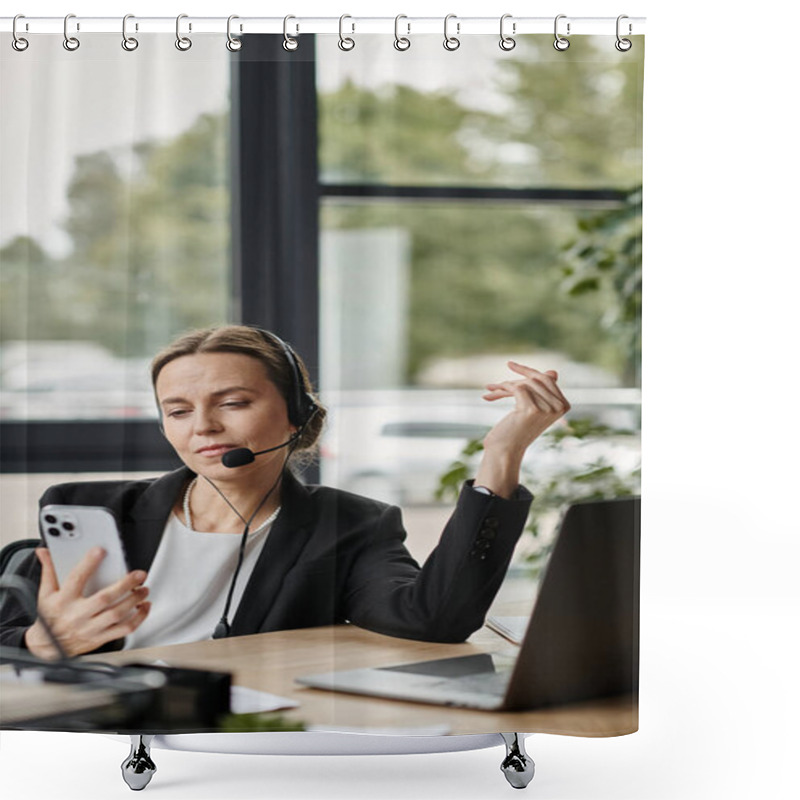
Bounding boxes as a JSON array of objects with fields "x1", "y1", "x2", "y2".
[
  {"x1": 461, "y1": 438, "x2": 485, "y2": 457},
  {"x1": 219, "y1": 713, "x2": 306, "y2": 733},
  {"x1": 566, "y1": 277, "x2": 600, "y2": 296},
  {"x1": 434, "y1": 460, "x2": 470, "y2": 500},
  {"x1": 573, "y1": 465, "x2": 616, "y2": 482}
]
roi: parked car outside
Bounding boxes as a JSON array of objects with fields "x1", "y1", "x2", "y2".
[
  {"x1": 0, "y1": 357, "x2": 156, "y2": 420},
  {"x1": 319, "y1": 389, "x2": 640, "y2": 506}
]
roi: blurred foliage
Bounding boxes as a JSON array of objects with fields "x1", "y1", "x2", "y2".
[
  {"x1": 1, "y1": 36, "x2": 642, "y2": 387},
  {"x1": 319, "y1": 81, "x2": 496, "y2": 186},
  {"x1": 435, "y1": 417, "x2": 640, "y2": 573},
  {"x1": 484, "y1": 38, "x2": 644, "y2": 187},
  {"x1": 1, "y1": 114, "x2": 229, "y2": 356},
  {"x1": 318, "y1": 37, "x2": 642, "y2": 383},
  {"x1": 1, "y1": 235, "x2": 64, "y2": 342},
  {"x1": 560, "y1": 187, "x2": 642, "y2": 385},
  {"x1": 321, "y1": 203, "x2": 619, "y2": 381}
]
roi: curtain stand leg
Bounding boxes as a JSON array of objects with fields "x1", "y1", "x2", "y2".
[
  {"x1": 121, "y1": 734, "x2": 157, "y2": 791},
  {"x1": 500, "y1": 732, "x2": 535, "y2": 789}
]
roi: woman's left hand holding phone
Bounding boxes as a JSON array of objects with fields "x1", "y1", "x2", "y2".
[{"x1": 24, "y1": 547, "x2": 150, "y2": 659}]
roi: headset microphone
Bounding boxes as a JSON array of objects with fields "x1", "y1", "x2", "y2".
[{"x1": 221, "y1": 432, "x2": 302, "y2": 469}]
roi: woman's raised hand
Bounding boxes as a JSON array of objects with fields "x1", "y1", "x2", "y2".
[
  {"x1": 474, "y1": 361, "x2": 570, "y2": 498},
  {"x1": 24, "y1": 547, "x2": 150, "y2": 659}
]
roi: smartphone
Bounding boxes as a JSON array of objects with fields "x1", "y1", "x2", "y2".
[{"x1": 39, "y1": 505, "x2": 129, "y2": 597}]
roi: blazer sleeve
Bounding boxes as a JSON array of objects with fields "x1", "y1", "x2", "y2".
[{"x1": 342, "y1": 480, "x2": 532, "y2": 643}]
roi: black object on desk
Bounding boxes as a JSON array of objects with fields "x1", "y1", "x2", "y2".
[
  {"x1": 116, "y1": 662, "x2": 232, "y2": 733},
  {"x1": 1, "y1": 656, "x2": 231, "y2": 733}
]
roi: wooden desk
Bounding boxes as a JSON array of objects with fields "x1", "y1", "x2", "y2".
[
  {"x1": 98, "y1": 624, "x2": 637, "y2": 738},
  {"x1": 0, "y1": 666, "x2": 119, "y2": 727}
]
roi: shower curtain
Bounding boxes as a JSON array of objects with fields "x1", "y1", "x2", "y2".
[{"x1": 0, "y1": 17, "x2": 643, "y2": 749}]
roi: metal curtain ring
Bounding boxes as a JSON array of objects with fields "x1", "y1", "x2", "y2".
[
  {"x1": 443, "y1": 14, "x2": 460, "y2": 51},
  {"x1": 338, "y1": 14, "x2": 355, "y2": 51},
  {"x1": 615, "y1": 15, "x2": 633, "y2": 51},
  {"x1": 226, "y1": 15, "x2": 242, "y2": 51},
  {"x1": 122, "y1": 14, "x2": 139, "y2": 51},
  {"x1": 12, "y1": 14, "x2": 29, "y2": 51},
  {"x1": 499, "y1": 14, "x2": 515, "y2": 51},
  {"x1": 63, "y1": 14, "x2": 80, "y2": 51},
  {"x1": 394, "y1": 15, "x2": 411, "y2": 51},
  {"x1": 553, "y1": 14, "x2": 570, "y2": 51},
  {"x1": 283, "y1": 15, "x2": 299, "y2": 51},
  {"x1": 175, "y1": 14, "x2": 192, "y2": 51}
]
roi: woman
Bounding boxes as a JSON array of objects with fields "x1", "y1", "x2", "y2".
[{"x1": 2, "y1": 325, "x2": 570, "y2": 659}]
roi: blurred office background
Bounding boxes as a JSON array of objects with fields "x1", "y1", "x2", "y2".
[{"x1": 1, "y1": 33, "x2": 642, "y2": 565}]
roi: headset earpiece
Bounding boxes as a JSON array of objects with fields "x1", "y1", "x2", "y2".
[
  {"x1": 252, "y1": 328, "x2": 320, "y2": 430},
  {"x1": 296, "y1": 391, "x2": 320, "y2": 429}
]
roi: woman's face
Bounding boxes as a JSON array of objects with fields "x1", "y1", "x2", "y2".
[{"x1": 155, "y1": 352, "x2": 295, "y2": 480}]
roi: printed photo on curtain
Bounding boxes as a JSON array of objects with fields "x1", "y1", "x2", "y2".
[{"x1": 0, "y1": 17, "x2": 643, "y2": 792}]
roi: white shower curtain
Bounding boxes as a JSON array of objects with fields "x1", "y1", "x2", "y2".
[{"x1": 0, "y1": 12, "x2": 644, "y2": 794}]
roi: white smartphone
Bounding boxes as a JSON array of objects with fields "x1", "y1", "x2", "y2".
[{"x1": 39, "y1": 505, "x2": 130, "y2": 597}]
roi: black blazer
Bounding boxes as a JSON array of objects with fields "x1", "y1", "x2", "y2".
[{"x1": 1, "y1": 467, "x2": 532, "y2": 653}]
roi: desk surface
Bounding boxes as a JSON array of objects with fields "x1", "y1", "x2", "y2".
[
  {"x1": 98, "y1": 624, "x2": 637, "y2": 738},
  {"x1": 0, "y1": 667, "x2": 119, "y2": 726}
]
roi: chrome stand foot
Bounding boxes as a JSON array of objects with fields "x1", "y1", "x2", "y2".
[
  {"x1": 500, "y1": 732, "x2": 535, "y2": 789},
  {"x1": 121, "y1": 734, "x2": 157, "y2": 791}
]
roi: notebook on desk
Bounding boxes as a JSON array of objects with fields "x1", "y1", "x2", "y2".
[{"x1": 296, "y1": 497, "x2": 640, "y2": 711}]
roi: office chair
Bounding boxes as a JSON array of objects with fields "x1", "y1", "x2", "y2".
[
  {"x1": 0, "y1": 539, "x2": 39, "y2": 617},
  {"x1": 0, "y1": 538, "x2": 39, "y2": 577}
]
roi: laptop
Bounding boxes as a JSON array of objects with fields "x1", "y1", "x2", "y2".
[{"x1": 296, "y1": 497, "x2": 640, "y2": 711}]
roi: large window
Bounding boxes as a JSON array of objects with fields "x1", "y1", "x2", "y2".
[
  {"x1": 0, "y1": 36, "x2": 232, "y2": 471},
  {"x1": 1, "y1": 34, "x2": 641, "y2": 497},
  {"x1": 314, "y1": 35, "x2": 642, "y2": 505}
]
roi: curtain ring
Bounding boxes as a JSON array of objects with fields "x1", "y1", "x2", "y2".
[
  {"x1": 499, "y1": 14, "x2": 515, "y2": 51},
  {"x1": 283, "y1": 15, "x2": 299, "y2": 51},
  {"x1": 175, "y1": 14, "x2": 192, "y2": 51},
  {"x1": 615, "y1": 15, "x2": 633, "y2": 52},
  {"x1": 338, "y1": 14, "x2": 355, "y2": 51},
  {"x1": 121, "y1": 14, "x2": 139, "y2": 51},
  {"x1": 553, "y1": 15, "x2": 570, "y2": 51},
  {"x1": 394, "y1": 15, "x2": 411, "y2": 51},
  {"x1": 12, "y1": 15, "x2": 29, "y2": 51},
  {"x1": 63, "y1": 14, "x2": 80, "y2": 51},
  {"x1": 226, "y1": 15, "x2": 242, "y2": 51},
  {"x1": 443, "y1": 14, "x2": 460, "y2": 51}
]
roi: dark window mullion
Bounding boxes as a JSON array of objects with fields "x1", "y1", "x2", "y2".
[
  {"x1": 231, "y1": 34, "x2": 320, "y2": 377},
  {"x1": 320, "y1": 184, "x2": 628, "y2": 207}
]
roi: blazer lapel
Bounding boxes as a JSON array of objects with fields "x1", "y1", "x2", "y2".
[
  {"x1": 230, "y1": 471, "x2": 317, "y2": 635},
  {"x1": 124, "y1": 466, "x2": 192, "y2": 572}
]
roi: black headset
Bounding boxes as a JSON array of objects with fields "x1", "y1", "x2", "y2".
[{"x1": 252, "y1": 328, "x2": 320, "y2": 432}]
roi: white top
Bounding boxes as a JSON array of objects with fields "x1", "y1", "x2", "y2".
[{"x1": 123, "y1": 512, "x2": 274, "y2": 650}]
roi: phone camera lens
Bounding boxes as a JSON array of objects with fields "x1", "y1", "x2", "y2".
[
  {"x1": 62, "y1": 521, "x2": 75, "y2": 531},
  {"x1": 44, "y1": 515, "x2": 57, "y2": 524},
  {"x1": 47, "y1": 527, "x2": 61, "y2": 537}
]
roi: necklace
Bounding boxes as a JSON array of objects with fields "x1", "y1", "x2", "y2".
[{"x1": 182, "y1": 477, "x2": 281, "y2": 534}]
